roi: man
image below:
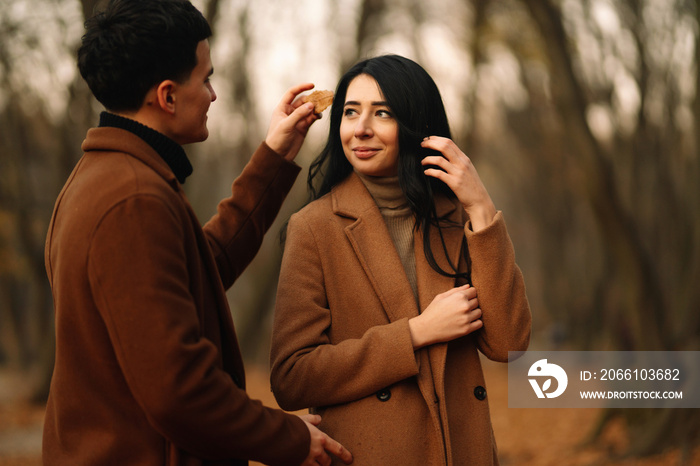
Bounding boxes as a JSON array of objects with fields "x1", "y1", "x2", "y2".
[{"x1": 43, "y1": 1, "x2": 352, "y2": 465}]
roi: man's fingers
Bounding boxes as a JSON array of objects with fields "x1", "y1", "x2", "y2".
[
  {"x1": 280, "y1": 82, "x2": 315, "y2": 107},
  {"x1": 302, "y1": 420, "x2": 352, "y2": 464},
  {"x1": 286, "y1": 102, "x2": 315, "y2": 127},
  {"x1": 324, "y1": 436, "x2": 353, "y2": 464},
  {"x1": 316, "y1": 451, "x2": 331, "y2": 466},
  {"x1": 296, "y1": 105, "x2": 321, "y2": 130},
  {"x1": 299, "y1": 413, "x2": 322, "y2": 426}
]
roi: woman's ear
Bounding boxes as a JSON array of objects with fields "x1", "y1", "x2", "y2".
[{"x1": 155, "y1": 80, "x2": 177, "y2": 114}]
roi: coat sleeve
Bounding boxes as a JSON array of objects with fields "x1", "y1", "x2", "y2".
[
  {"x1": 88, "y1": 194, "x2": 309, "y2": 465},
  {"x1": 203, "y1": 142, "x2": 301, "y2": 290},
  {"x1": 465, "y1": 211, "x2": 531, "y2": 362},
  {"x1": 270, "y1": 212, "x2": 420, "y2": 411}
]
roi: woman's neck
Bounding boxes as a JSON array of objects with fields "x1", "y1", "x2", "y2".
[{"x1": 355, "y1": 171, "x2": 410, "y2": 215}]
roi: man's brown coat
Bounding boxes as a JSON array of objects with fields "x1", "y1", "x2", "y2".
[{"x1": 44, "y1": 127, "x2": 309, "y2": 465}]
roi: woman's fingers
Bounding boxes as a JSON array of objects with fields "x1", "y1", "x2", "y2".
[
  {"x1": 421, "y1": 135, "x2": 496, "y2": 230},
  {"x1": 468, "y1": 311, "x2": 484, "y2": 331},
  {"x1": 420, "y1": 137, "x2": 473, "y2": 188},
  {"x1": 421, "y1": 135, "x2": 462, "y2": 162},
  {"x1": 421, "y1": 155, "x2": 451, "y2": 171}
]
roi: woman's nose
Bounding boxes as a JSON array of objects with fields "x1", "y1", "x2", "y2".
[{"x1": 354, "y1": 115, "x2": 373, "y2": 138}]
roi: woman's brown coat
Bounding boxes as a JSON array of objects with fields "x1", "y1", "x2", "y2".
[{"x1": 270, "y1": 173, "x2": 531, "y2": 465}]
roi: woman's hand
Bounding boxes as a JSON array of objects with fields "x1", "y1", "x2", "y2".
[
  {"x1": 408, "y1": 284, "x2": 483, "y2": 349},
  {"x1": 420, "y1": 136, "x2": 496, "y2": 232},
  {"x1": 265, "y1": 83, "x2": 320, "y2": 161}
]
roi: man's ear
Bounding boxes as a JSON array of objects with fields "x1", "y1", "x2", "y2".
[{"x1": 155, "y1": 80, "x2": 177, "y2": 115}]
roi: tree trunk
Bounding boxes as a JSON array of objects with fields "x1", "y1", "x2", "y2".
[
  {"x1": 520, "y1": 0, "x2": 698, "y2": 456},
  {"x1": 520, "y1": 0, "x2": 667, "y2": 351}
]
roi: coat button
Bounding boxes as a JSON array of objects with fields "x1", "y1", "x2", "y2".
[
  {"x1": 474, "y1": 386, "x2": 487, "y2": 401},
  {"x1": 376, "y1": 389, "x2": 391, "y2": 402}
]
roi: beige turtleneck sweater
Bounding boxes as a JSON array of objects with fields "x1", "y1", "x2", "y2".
[{"x1": 356, "y1": 172, "x2": 418, "y2": 300}]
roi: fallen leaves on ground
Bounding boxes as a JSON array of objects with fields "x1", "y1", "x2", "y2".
[{"x1": 0, "y1": 361, "x2": 697, "y2": 465}]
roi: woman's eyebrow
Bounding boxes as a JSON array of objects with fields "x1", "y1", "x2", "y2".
[{"x1": 343, "y1": 100, "x2": 390, "y2": 107}]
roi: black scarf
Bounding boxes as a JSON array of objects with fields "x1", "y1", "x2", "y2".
[{"x1": 99, "y1": 111, "x2": 193, "y2": 184}]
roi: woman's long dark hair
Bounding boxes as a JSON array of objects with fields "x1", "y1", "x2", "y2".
[{"x1": 307, "y1": 54, "x2": 470, "y2": 281}]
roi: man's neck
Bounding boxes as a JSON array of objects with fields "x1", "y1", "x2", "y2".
[{"x1": 99, "y1": 112, "x2": 193, "y2": 184}]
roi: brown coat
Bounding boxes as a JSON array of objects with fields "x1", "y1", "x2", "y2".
[
  {"x1": 44, "y1": 127, "x2": 309, "y2": 465},
  {"x1": 270, "y1": 173, "x2": 531, "y2": 465}
]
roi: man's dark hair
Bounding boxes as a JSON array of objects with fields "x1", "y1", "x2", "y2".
[{"x1": 78, "y1": 0, "x2": 212, "y2": 112}]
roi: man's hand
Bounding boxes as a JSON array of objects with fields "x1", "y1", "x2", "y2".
[
  {"x1": 265, "y1": 83, "x2": 321, "y2": 161},
  {"x1": 299, "y1": 414, "x2": 353, "y2": 466}
]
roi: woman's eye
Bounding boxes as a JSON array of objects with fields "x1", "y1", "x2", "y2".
[
  {"x1": 343, "y1": 108, "x2": 358, "y2": 116},
  {"x1": 377, "y1": 109, "x2": 392, "y2": 118}
]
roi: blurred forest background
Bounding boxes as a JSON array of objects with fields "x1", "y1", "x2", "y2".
[{"x1": 1, "y1": 0, "x2": 699, "y2": 463}]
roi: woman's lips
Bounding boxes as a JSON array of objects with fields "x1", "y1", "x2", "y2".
[{"x1": 353, "y1": 147, "x2": 379, "y2": 159}]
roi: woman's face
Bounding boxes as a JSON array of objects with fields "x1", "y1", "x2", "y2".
[{"x1": 340, "y1": 74, "x2": 399, "y2": 177}]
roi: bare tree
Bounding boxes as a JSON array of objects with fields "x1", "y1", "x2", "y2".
[
  {"x1": 0, "y1": 0, "x2": 95, "y2": 401},
  {"x1": 511, "y1": 0, "x2": 700, "y2": 457}
]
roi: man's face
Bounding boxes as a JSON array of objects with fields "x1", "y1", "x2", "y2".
[{"x1": 170, "y1": 40, "x2": 216, "y2": 145}]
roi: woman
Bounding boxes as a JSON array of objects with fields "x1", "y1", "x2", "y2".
[{"x1": 270, "y1": 55, "x2": 531, "y2": 465}]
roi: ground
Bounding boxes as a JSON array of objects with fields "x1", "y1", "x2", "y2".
[{"x1": 0, "y1": 360, "x2": 697, "y2": 465}]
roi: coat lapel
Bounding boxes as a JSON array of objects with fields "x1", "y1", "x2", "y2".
[{"x1": 332, "y1": 173, "x2": 420, "y2": 323}]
